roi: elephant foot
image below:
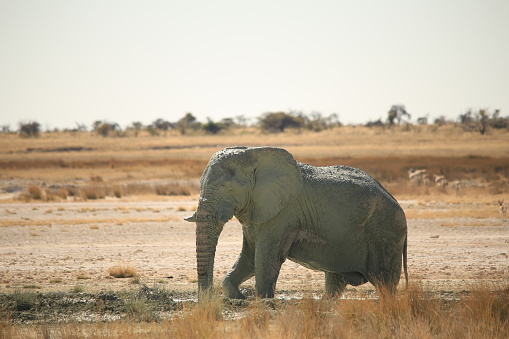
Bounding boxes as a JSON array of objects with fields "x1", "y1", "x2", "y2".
[{"x1": 222, "y1": 278, "x2": 246, "y2": 299}]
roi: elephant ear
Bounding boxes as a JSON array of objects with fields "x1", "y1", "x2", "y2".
[{"x1": 247, "y1": 147, "x2": 303, "y2": 223}]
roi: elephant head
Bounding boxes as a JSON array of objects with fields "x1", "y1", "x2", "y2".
[{"x1": 185, "y1": 147, "x2": 303, "y2": 294}]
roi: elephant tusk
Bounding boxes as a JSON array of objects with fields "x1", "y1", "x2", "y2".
[{"x1": 184, "y1": 212, "x2": 197, "y2": 222}]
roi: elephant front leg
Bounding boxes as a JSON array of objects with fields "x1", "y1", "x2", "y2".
[
  {"x1": 254, "y1": 233, "x2": 290, "y2": 298},
  {"x1": 222, "y1": 236, "x2": 255, "y2": 299}
]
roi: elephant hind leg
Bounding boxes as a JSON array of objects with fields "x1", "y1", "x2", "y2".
[
  {"x1": 368, "y1": 271, "x2": 400, "y2": 297},
  {"x1": 222, "y1": 275, "x2": 251, "y2": 299},
  {"x1": 324, "y1": 272, "x2": 347, "y2": 297}
]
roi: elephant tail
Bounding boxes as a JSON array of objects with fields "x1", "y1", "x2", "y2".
[{"x1": 403, "y1": 234, "x2": 408, "y2": 289}]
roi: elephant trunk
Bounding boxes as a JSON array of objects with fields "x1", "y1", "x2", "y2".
[{"x1": 195, "y1": 202, "x2": 223, "y2": 294}]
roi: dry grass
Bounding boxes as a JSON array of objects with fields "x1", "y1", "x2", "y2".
[
  {"x1": 1, "y1": 126, "x2": 508, "y2": 202},
  {"x1": 76, "y1": 274, "x2": 91, "y2": 280},
  {"x1": 1, "y1": 126, "x2": 508, "y2": 171},
  {"x1": 2, "y1": 125, "x2": 508, "y2": 156},
  {"x1": 405, "y1": 205, "x2": 504, "y2": 219},
  {"x1": 155, "y1": 182, "x2": 194, "y2": 196},
  {"x1": 108, "y1": 262, "x2": 139, "y2": 278},
  {"x1": 0, "y1": 216, "x2": 179, "y2": 227},
  {"x1": 1, "y1": 281, "x2": 507, "y2": 338},
  {"x1": 27, "y1": 185, "x2": 43, "y2": 200}
]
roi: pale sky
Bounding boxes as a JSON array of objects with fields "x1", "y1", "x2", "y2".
[{"x1": 1, "y1": 0, "x2": 508, "y2": 130}]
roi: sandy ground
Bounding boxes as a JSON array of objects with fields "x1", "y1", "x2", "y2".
[{"x1": 1, "y1": 198, "x2": 508, "y2": 297}]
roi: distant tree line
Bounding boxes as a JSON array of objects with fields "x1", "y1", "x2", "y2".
[
  {"x1": 6, "y1": 106, "x2": 509, "y2": 137},
  {"x1": 365, "y1": 106, "x2": 508, "y2": 134},
  {"x1": 258, "y1": 111, "x2": 341, "y2": 132}
]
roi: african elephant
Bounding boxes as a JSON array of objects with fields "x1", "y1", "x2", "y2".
[{"x1": 185, "y1": 146, "x2": 408, "y2": 299}]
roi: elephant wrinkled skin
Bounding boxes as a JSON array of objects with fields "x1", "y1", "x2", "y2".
[{"x1": 185, "y1": 146, "x2": 408, "y2": 299}]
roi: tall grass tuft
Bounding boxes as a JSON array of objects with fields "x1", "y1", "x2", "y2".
[
  {"x1": 124, "y1": 291, "x2": 160, "y2": 323},
  {"x1": 27, "y1": 185, "x2": 43, "y2": 200},
  {"x1": 169, "y1": 289, "x2": 224, "y2": 337},
  {"x1": 12, "y1": 289, "x2": 37, "y2": 311},
  {"x1": 108, "y1": 262, "x2": 139, "y2": 278}
]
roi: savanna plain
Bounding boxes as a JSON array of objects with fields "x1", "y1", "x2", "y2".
[{"x1": 1, "y1": 125, "x2": 508, "y2": 338}]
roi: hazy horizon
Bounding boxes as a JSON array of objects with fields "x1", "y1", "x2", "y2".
[{"x1": 1, "y1": 0, "x2": 508, "y2": 130}]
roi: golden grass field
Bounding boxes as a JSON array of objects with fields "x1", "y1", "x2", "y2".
[
  {"x1": 1, "y1": 125, "x2": 508, "y2": 199},
  {"x1": 1, "y1": 125, "x2": 508, "y2": 338}
]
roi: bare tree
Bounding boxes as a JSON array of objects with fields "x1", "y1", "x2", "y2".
[
  {"x1": 75, "y1": 123, "x2": 87, "y2": 132},
  {"x1": 489, "y1": 109, "x2": 509, "y2": 129},
  {"x1": 93, "y1": 121, "x2": 121, "y2": 137},
  {"x1": 459, "y1": 108, "x2": 500, "y2": 135},
  {"x1": 130, "y1": 121, "x2": 143, "y2": 131},
  {"x1": 326, "y1": 113, "x2": 341, "y2": 127},
  {"x1": 477, "y1": 109, "x2": 489, "y2": 135},
  {"x1": 416, "y1": 115, "x2": 428, "y2": 125},
  {"x1": 434, "y1": 115, "x2": 449, "y2": 126},
  {"x1": 235, "y1": 115, "x2": 248, "y2": 127},
  {"x1": 387, "y1": 105, "x2": 411, "y2": 126}
]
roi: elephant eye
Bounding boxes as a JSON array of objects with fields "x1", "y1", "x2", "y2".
[{"x1": 226, "y1": 165, "x2": 235, "y2": 177}]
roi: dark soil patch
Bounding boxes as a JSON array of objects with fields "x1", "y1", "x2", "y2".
[{"x1": 0, "y1": 285, "x2": 193, "y2": 324}]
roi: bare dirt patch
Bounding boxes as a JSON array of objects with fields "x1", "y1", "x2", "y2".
[{"x1": 1, "y1": 198, "x2": 507, "y2": 298}]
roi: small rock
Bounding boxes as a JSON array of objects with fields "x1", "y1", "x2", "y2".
[
  {"x1": 98, "y1": 293, "x2": 119, "y2": 301},
  {"x1": 430, "y1": 235, "x2": 439, "y2": 239}
]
